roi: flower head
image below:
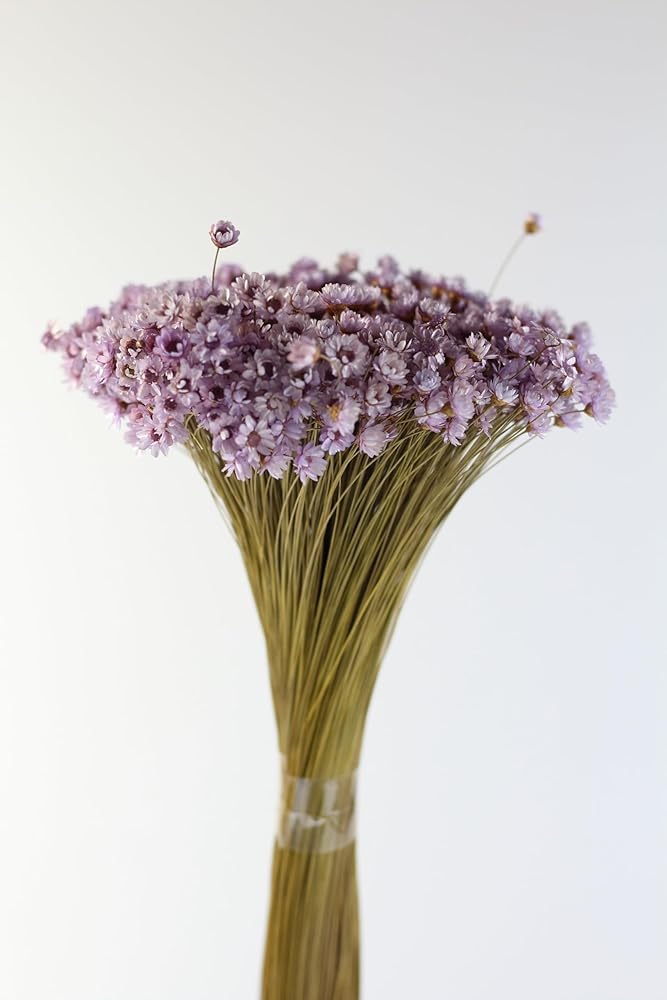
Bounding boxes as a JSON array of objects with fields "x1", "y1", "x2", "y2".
[
  {"x1": 209, "y1": 219, "x2": 240, "y2": 249},
  {"x1": 288, "y1": 337, "x2": 321, "y2": 370},
  {"x1": 43, "y1": 242, "x2": 613, "y2": 483},
  {"x1": 524, "y1": 213, "x2": 542, "y2": 235},
  {"x1": 358, "y1": 423, "x2": 389, "y2": 458},
  {"x1": 294, "y1": 443, "x2": 327, "y2": 483}
]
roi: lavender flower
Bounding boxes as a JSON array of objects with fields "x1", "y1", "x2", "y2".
[
  {"x1": 43, "y1": 236, "x2": 614, "y2": 483},
  {"x1": 294, "y1": 443, "x2": 327, "y2": 483},
  {"x1": 209, "y1": 220, "x2": 241, "y2": 249},
  {"x1": 288, "y1": 337, "x2": 321, "y2": 370},
  {"x1": 358, "y1": 423, "x2": 389, "y2": 458},
  {"x1": 156, "y1": 327, "x2": 188, "y2": 357}
]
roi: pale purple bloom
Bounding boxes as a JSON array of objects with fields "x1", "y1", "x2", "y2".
[
  {"x1": 443, "y1": 417, "x2": 468, "y2": 446},
  {"x1": 552, "y1": 396, "x2": 583, "y2": 430},
  {"x1": 320, "y1": 395, "x2": 360, "y2": 455},
  {"x1": 324, "y1": 334, "x2": 369, "y2": 378},
  {"x1": 235, "y1": 415, "x2": 276, "y2": 466},
  {"x1": 262, "y1": 446, "x2": 292, "y2": 479},
  {"x1": 290, "y1": 283, "x2": 324, "y2": 313},
  {"x1": 588, "y1": 383, "x2": 616, "y2": 423},
  {"x1": 156, "y1": 327, "x2": 188, "y2": 358},
  {"x1": 507, "y1": 330, "x2": 534, "y2": 356},
  {"x1": 414, "y1": 368, "x2": 441, "y2": 394},
  {"x1": 336, "y1": 253, "x2": 359, "y2": 276},
  {"x1": 491, "y1": 378, "x2": 519, "y2": 407},
  {"x1": 415, "y1": 391, "x2": 449, "y2": 432},
  {"x1": 324, "y1": 396, "x2": 360, "y2": 436},
  {"x1": 294, "y1": 442, "x2": 327, "y2": 483},
  {"x1": 41, "y1": 325, "x2": 59, "y2": 350},
  {"x1": 465, "y1": 332, "x2": 496, "y2": 363},
  {"x1": 288, "y1": 337, "x2": 321, "y2": 370},
  {"x1": 576, "y1": 351, "x2": 604, "y2": 376},
  {"x1": 358, "y1": 423, "x2": 389, "y2": 458},
  {"x1": 364, "y1": 377, "x2": 393, "y2": 418},
  {"x1": 522, "y1": 382, "x2": 557, "y2": 414},
  {"x1": 571, "y1": 322, "x2": 593, "y2": 349},
  {"x1": 164, "y1": 360, "x2": 202, "y2": 407},
  {"x1": 338, "y1": 309, "x2": 367, "y2": 335},
  {"x1": 449, "y1": 379, "x2": 476, "y2": 420},
  {"x1": 242, "y1": 349, "x2": 280, "y2": 382},
  {"x1": 479, "y1": 406, "x2": 497, "y2": 437},
  {"x1": 453, "y1": 353, "x2": 477, "y2": 378},
  {"x1": 88, "y1": 337, "x2": 117, "y2": 383},
  {"x1": 225, "y1": 453, "x2": 253, "y2": 480},
  {"x1": 376, "y1": 256, "x2": 400, "y2": 283},
  {"x1": 374, "y1": 349, "x2": 408, "y2": 386},
  {"x1": 527, "y1": 410, "x2": 553, "y2": 436},
  {"x1": 380, "y1": 321, "x2": 412, "y2": 352},
  {"x1": 417, "y1": 297, "x2": 449, "y2": 322},
  {"x1": 209, "y1": 219, "x2": 240, "y2": 249},
  {"x1": 550, "y1": 342, "x2": 578, "y2": 388}
]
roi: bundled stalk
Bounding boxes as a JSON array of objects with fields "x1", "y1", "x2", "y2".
[
  {"x1": 189, "y1": 420, "x2": 522, "y2": 996},
  {"x1": 43, "y1": 217, "x2": 614, "y2": 998}
]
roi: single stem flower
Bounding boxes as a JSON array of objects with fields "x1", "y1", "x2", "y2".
[{"x1": 209, "y1": 219, "x2": 240, "y2": 291}]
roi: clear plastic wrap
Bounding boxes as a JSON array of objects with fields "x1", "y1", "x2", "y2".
[{"x1": 277, "y1": 758, "x2": 357, "y2": 854}]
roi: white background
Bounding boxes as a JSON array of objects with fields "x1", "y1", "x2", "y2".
[{"x1": 1, "y1": 1, "x2": 665, "y2": 997}]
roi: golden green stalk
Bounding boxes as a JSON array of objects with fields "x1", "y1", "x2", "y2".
[{"x1": 186, "y1": 411, "x2": 526, "y2": 1000}]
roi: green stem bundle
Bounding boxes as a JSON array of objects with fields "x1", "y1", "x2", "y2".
[{"x1": 187, "y1": 414, "x2": 524, "y2": 999}]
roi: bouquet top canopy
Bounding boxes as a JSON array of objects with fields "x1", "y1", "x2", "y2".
[{"x1": 43, "y1": 217, "x2": 614, "y2": 478}]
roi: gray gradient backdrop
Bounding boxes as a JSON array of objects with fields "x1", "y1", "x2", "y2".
[{"x1": 1, "y1": 1, "x2": 665, "y2": 997}]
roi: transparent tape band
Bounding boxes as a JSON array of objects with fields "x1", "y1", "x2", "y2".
[{"x1": 277, "y1": 758, "x2": 357, "y2": 854}]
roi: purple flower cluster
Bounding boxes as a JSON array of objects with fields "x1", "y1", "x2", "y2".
[{"x1": 43, "y1": 251, "x2": 614, "y2": 481}]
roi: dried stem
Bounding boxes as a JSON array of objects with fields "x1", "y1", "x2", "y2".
[{"x1": 186, "y1": 413, "x2": 527, "y2": 1000}]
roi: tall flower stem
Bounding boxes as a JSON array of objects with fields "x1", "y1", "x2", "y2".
[
  {"x1": 488, "y1": 213, "x2": 541, "y2": 296},
  {"x1": 488, "y1": 233, "x2": 525, "y2": 296},
  {"x1": 211, "y1": 247, "x2": 220, "y2": 292}
]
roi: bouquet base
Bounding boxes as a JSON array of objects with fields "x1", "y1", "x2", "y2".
[{"x1": 262, "y1": 842, "x2": 359, "y2": 1000}]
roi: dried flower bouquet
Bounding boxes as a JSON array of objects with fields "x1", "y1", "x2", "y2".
[{"x1": 44, "y1": 218, "x2": 613, "y2": 999}]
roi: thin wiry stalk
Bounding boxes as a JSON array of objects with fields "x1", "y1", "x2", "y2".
[{"x1": 186, "y1": 413, "x2": 527, "y2": 1000}]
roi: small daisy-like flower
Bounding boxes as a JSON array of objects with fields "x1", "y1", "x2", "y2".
[
  {"x1": 324, "y1": 333, "x2": 369, "y2": 379},
  {"x1": 235, "y1": 415, "x2": 276, "y2": 464},
  {"x1": 41, "y1": 324, "x2": 60, "y2": 350},
  {"x1": 523, "y1": 382, "x2": 557, "y2": 414},
  {"x1": 587, "y1": 382, "x2": 616, "y2": 423},
  {"x1": 358, "y1": 423, "x2": 389, "y2": 458},
  {"x1": 443, "y1": 417, "x2": 468, "y2": 446},
  {"x1": 414, "y1": 368, "x2": 441, "y2": 394},
  {"x1": 209, "y1": 219, "x2": 240, "y2": 249},
  {"x1": 156, "y1": 327, "x2": 188, "y2": 358},
  {"x1": 415, "y1": 391, "x2": 449, "y2": 432},
  {"x1": 88, "y1": 337, "x2": 117, "y2": 383},
  {"x1": 294, "y1": 442, "x2": 327, "y2": 483},
  {"x1": 324, "y1": 396, "x2": 360, "y2": 436},
  {"x1": 337, "y1": 253, "x2": 359, "y2": 276},
  {"x1": 491, "y1": 378, "x2": 519, "y2": 407},
  {"x1": 465, "y1": 332, "x2": 496, "y2": 363},
  {"x1": 288, "y1": 337, "x2": 321, "y2": 370}
]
